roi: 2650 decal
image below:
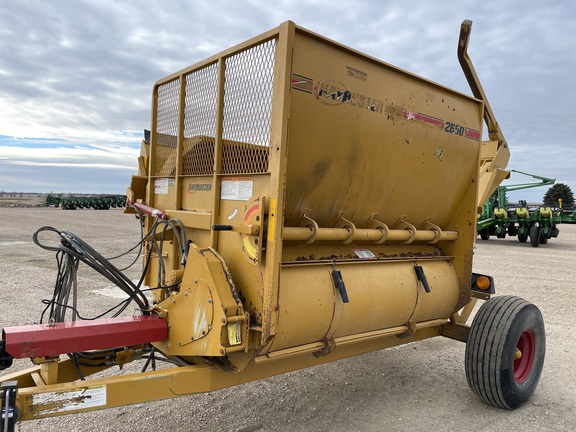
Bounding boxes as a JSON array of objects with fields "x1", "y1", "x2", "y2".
[{"x1": 444, "y1": 122, "x2": 465, "y2": 136}]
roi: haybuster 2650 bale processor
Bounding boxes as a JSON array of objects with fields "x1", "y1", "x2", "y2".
[{"x1": 0, "y1": 20, "x2": 545, "y2": 429}]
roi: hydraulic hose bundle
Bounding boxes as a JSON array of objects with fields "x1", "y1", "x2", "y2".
[{"x1": 31, "y1": 212, "x2": 189, "y2": 324}]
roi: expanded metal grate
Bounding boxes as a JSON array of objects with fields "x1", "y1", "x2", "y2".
[
  {"x1": 154, "y1": 78, "x2": 180, "y2": 176},
  {"x1": 152, "y1": 39, "x2": 276, "y2": 178},
  {"x1": 182, "y1": 64, "x2": 219, "y2": 176},
  {"x1": 222, "y1": 39, "x2": 276, "y2": 174}
]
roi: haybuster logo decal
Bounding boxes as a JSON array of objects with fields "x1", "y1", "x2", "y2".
[
  {"x1": 187, "y1": 182, "x2": 212, "y2": 194},
  {"x1": 314, "y1": 80, "x2": 352, "y2": 105}
]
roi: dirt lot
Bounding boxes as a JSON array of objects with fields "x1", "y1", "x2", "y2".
[{"x1": 1, "y1": 207, "x2": 575, "y2": 431}]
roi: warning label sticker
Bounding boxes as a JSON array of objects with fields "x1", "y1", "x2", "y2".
[
  {"x1": 221, "y1": 177, "x2": 253, "y2": 201},
  {"x1": 227, "y1": 321, "x2": 242, "y2": 346},
  {"x1": 154, "y1": 178, "x2": 174, "y2": 195},
  {"x1": 354, "y1": 249, "x2": 376, "y2": 259}
]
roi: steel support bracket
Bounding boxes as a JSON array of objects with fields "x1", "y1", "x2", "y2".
[{"x1": 1, "y1": 381, "x2": 18, "y2": 432}]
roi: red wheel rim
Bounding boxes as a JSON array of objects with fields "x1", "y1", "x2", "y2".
[{"x1": 514, "y1": 330, "x2": 535, "y2": 383}]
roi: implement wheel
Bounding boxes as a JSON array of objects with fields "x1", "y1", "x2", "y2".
[
  {"x1": 518, "y1": 231, "x2": 528, "y2": 243},
  {"x1": 465, "y1": 295, "x2": 545, "y2": 409},
  {"x1": 529, "y1": 226, "x2": 540, "y2": 247},
  {"x1": 480, "y1": 229, "x2": 490, "y2": 240},
  {"x1": 539, "y1": 230, "x2": 548, "y2": 244}
]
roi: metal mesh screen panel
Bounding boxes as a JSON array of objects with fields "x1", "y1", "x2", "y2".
[
  {"x1": 183, "y1": 64, "x2": 219, "y2": 175},
  {"x1": 222, "y1": 39, "x2": 276, "y2": 174},
  {"x1": 154, "y1": 78, "x2": 180, "y2": 176}
]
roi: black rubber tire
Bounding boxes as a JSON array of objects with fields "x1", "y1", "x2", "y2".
[
  {"x1": 465, "y1": 296, "x2": 545, "y2": 409},
  {"x1": 480, "y1": 229, "x2": 490, "y2": 240},
  {"x1": 518, "y1": 231, "x2": 528, "y2": 243},
  {"x1": 529, "y1": 225, "x2": 540, "y2": 247},
  {"x1": 550, "y1": 227, "x2": 559, "y2": 238},
  {"x1": 539, "y1": 231, "x2": 548, "y2": 244}
]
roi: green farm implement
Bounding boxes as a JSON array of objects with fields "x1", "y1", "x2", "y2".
[
  {"x1": 477, "y1": 170, "x2": 560, "y2": 247},
  {"x1": 558, "y1": 205, "x2": 576, "y2": 224},
  {"x1": 45, "y1": 194, "x2": 127, "y2": 210}
]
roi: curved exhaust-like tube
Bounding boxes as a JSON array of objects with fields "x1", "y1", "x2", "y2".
[
  {"x1": 458, "y1": 20, "x2": 507, "y2": 147},
  {"x1": 458, "y1": 20, "x2": 511, "y2": 207}
]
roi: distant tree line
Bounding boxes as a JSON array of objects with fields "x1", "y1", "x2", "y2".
[{"x1": 0, "y1": 192, "x2": 24, "y2": 198}]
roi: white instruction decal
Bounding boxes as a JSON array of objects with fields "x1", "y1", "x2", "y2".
[
  {"x1": 154, "y1": 178, "x2": 170, "y2": 195},
  {"x1": 354, "y1": 249, "x2": 376, "y2": 259},
  {"x1": 221, "y1": 177, "x2": 253, "y2": 201},
  {"x1": 33, "y1": 385, "x2": 107, "y2": 416}
]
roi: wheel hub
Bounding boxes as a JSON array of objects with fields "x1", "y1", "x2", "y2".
[{"x1": 514, "y1": 330, "x2": 535, "y2": 383}]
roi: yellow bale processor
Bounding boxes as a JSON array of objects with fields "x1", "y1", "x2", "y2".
[{"x1": 0, "y1": 20, "x2": 544, "y2": 429}]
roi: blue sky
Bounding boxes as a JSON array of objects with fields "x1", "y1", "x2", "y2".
[{"x1": 0, "y1": 0, "x2": 574, "y2": 200}]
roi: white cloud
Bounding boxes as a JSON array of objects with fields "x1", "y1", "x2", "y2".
[
  {"x1": 0, "y1": 0, "x2": 574, "y2": 196},
  {"x1": 7, "y1": 161, "x2": 135, "y2": 170}
]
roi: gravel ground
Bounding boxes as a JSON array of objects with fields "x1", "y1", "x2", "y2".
[{"x1": 1, "y1": 207, "x2": 575, "y2": 431}]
